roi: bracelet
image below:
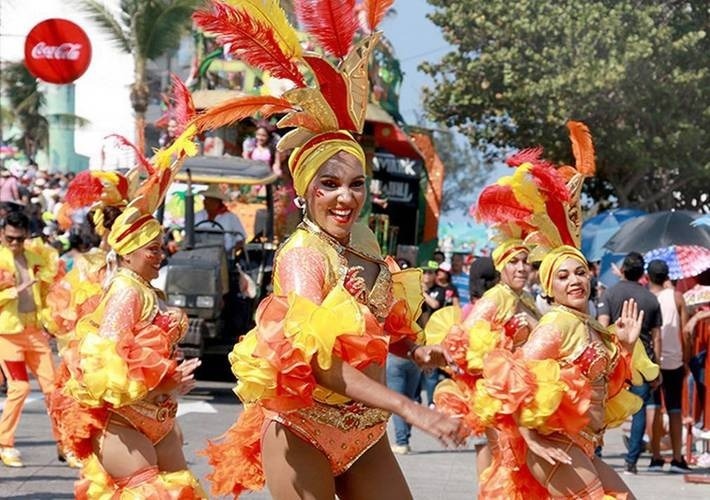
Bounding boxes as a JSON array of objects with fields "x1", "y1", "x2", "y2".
[{"x1": 407, "y1": 343, "x2": 422, "y2": 360}]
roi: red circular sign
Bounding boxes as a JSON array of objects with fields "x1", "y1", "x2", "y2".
[{"x1": 24, "y1": 19, "x2": 92, "y2": 84}]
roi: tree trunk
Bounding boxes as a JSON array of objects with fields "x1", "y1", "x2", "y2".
[{"x1": 130, "y1": 56, "x2": 149, "y2": 155}]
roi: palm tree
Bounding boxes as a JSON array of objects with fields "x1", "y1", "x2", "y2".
[
  {"x1": 77, "y1": 0, "x2": 201, "y2": 153},
  {"x1": 1, "y1": 62, "x2": 90, "y2": 164}
]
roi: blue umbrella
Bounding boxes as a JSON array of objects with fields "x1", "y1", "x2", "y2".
[
  {"x1": 598, "y1": 251, "x2": 627, "y2": 289},
  {"x1": 582, "y1": 209, "x2": 646, "y2": 261}
]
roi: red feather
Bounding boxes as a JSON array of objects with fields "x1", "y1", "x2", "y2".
[
  {"x1": 364, "y1": 0, "x2": 395, "y2": 32},
  {"x1": 529, "y1": 163, "x2": 570, "y2": 203},
  {"x1": 193, "y1": 95, "x2": 297, "y2": 133},
  {"x1": 105, "y1": 134, "x2": 154, "y2": 175},
  {"x1": 170, "y1": 74, "x2": 196, "y2": 128},
  {"x1": 545, "y1": 199, "x2": 576, "y2": 246},
  {"x1": 194, "y1": 3, "x2": 306, "y2": 87},
  {"x1": 295, "y1": 0, "x2": 358, "y2": 59},
  {"x1": 506, "y1": 146, "x2": 547, "y2": 168},
  {"x1": 474, "y1": 184, "x2": 533, "y2": 224},
  {"x1": 65, "y1": 171, "x2": 103, "y2": 208}
]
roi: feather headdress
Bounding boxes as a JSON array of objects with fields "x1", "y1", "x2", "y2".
[
  {"x1": 192, "y1": 0, "x2": 388, "y2": 148},
  {"x1": 67, "y1": 76, "x2": 198, "y2": 242},
  {"x1": 473, "y1": 121, "x2": 596, "y2": 262}
]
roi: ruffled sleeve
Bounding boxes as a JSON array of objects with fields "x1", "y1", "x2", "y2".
[
  {"x1": 65, "y1": 282, "x2": 177, "y2": 408},
  {"x1": 229, "y1": 284, "x2": 389, "y2": 412},
  {"x1": 42, "y1": 266, "x2": 103, "y2": 347},
  {"x1": 474, "y1": 349, "x2": 592, "y2": 436},
  {"x1": 384, "y1": 257, "x2": 424, "y2": 343}
]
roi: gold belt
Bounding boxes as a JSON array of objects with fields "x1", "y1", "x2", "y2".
[
  {"x1": 297, "y1": 401, "x2": 390, "y2": 432},
  {"x1": 128, "y1": 398, "x2": 178, "y2": 422}
]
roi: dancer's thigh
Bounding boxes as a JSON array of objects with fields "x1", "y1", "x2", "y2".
[
  {"x1": 261, "y1": 420, "x2": 335, "y2": 500},
  {"x1": 526, "y1": 438, "x2": 600, "y2": 497},
  {"x1": 593, "y1": 455, "x2": 636, "y2": 499},
  {"x1": 335, "y1": 435, "x2": 413, "y2": 500},
  {"x1": 155, "y1": 425, "x2": 187, "y2": 472},
  {"x1": 95, "y1": 422, "x2": 157, "y2": 478}
]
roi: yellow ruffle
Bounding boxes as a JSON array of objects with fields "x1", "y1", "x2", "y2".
[
  {"x1": 390, "y1": 267, "x2": 424, "y2": 340},
  {"x1": 466, "y1": 320, "x2": 501, "y2": 371},
  {"x1": 77, "y1": 454, "x2": 207, "y2": 499},
  {"x1": 471, "y1": 378, "x2": 503, "y2": 424},
  {"x1": 630, "y1": 340, "x2": 660, "y2": 386},
  {"x1": 518, "y1": 360, "x2": 566, "y2": 430},
  {"x1": 230, "y1": 285, "x2": 365, "y2": 406},
  {"x1": 424, "y1": 306, "x2": 461, "y2": 345},
  {"x1": 65, "y1": 333, "x2": 147, "y2": 408},
  {"x1": 604, "y1": 388, "x2": 643, "y2": 428}
]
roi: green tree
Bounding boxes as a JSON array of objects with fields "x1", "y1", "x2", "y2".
[
  {"x1": 1, "y1": 62, "x2": 47, "y2": 161},
  {"x1": 421, "y1": 0, "x2": 710, "y2": 211},
  {"x1": 77, "y1": 0, "x2": 201, "y2": 153}
]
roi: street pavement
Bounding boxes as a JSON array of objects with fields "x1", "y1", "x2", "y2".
[{"x1": 1, "y1": 378, "x2": 709, "y2": 499}]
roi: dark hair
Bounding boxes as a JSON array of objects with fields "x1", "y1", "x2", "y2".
[
  {"x1": 102, "y1": 206, "x2": 123, "y2": 231},
  {"x1": 3, "y1": 211, "x2": 30, "y2": 231},
  {"x1": 622, "y1": 252, "x2": 645, "y2": 282},
  {"x1": 397, "y1": 258, "x2": 412, "y2": 270},
  {"x1": 469, "y1": 256, "x2": 499, "y2": 300},
  {"x1": 647, "y1": 259, "x2": 669, "y2": 285},
  {"x1": 433, "y1": 250, "x2": 445, "y2": 259}
]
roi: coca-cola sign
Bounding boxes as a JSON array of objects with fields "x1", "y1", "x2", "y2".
[{"x1": 24, "y1": 19, "x2": 92, "y2": 84}]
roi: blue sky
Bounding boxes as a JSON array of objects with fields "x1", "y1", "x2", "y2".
[{"x1": 380, "y1": 2, "x2": 449, "y2": 124}]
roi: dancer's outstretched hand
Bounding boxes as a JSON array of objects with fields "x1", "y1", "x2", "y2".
[
  {"x1": 402, "y1": 403, "x2": 466, "y2": 448},
  {"x1": 615, "y1": 299, "x2": 644, "y2": 347},
  {"x1": 413, "y1": 345, "x2": 462, "y2": 374},
  {"x1": 174, "y1": 358, "x2": 201, "y2": 395},
  {"x1": 520, "y1": 427, "x2": 572, "y2": 465}
]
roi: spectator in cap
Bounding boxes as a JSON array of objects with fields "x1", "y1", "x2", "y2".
[
  {"x1": 194, "y1": 185, "x2": 247, "y2": 255},
  {"x1": 647, "y1": 259, "x2": 692, "y2": 473}
]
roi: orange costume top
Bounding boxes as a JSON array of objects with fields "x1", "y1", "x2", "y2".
[
  {"x1": 64, "y1": 268, "x2": 188, "y2": 453},
  {"x1": 466, "y1": 305, "x2": 659, "y2": 499},
  {"x1": 203, "y1": 220, "x2": 423, "y2": 497}
]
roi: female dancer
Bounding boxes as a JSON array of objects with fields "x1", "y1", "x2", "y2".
[
  {"x1": 496, "y1": 246, "x2": 653, "y2": 497},
  {"x1": 45, "y1": 173, "x2": 129, "y2": 468},
  {"x1": 63, "y1": 204, "x2": 204, "y2": 498},
  {"x1": 426, "y1": 239, "x2": 541, "y2": 486},
  {"x1": 205, "y1": 138, "x2": 464, "y2": 500},
  {"x1": 462, "y1": 123, "x2": 658, "y2": 498},
  {"x1": 62, "y1": 123, "x2": 205, "y2": 497}
]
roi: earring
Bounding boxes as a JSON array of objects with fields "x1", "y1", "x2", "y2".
[{"x1": 293, "y1": 196, "x2": 306, "y2": 210}]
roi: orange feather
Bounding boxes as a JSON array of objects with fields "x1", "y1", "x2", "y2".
[
  {"x1": 192, "y1": 96, "x2": 297, "y2": 133},
  {"x1": 567, "y1": 121, "x2": 595, "y2": 176},
  {"x1": 364, "y1": 0, "x2": 395, "y2": 32}
]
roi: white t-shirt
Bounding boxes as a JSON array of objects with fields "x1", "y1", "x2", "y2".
[
  {"x1": 656, "y1": 287, "x2": 683, "y2": 370},
  {"x1": 194, "y1": 209, "x2": 246, "y2": 254}
]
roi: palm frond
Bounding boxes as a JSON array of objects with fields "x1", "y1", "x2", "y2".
[
  {"x1": 75, "y1": 0, "x2": 131, "y2": 53},
  {"x1": 138, "y1": 0, "x2": 202, "y2": 60}
]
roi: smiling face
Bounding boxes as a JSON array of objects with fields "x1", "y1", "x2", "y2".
[
  {"x1": 306, "y1": 151, "x2": 366, "y2": 244},
  {"x1": 500, "y1": 251, "x2": 529, "y2": 293},
  {"x1": 121, "y1": 234, "x2": 164, "y2": 281},
  {"x1": 551, "y1": 257, "x2": 590, "y2": 311},
  {"x1": 255, "y1": 127, "x2": 270, "y2": 147}
]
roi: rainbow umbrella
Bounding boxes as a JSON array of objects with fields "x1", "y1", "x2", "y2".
[
  {"x1": 644, "y1": 245, "x2": 710, "y2": 280},
  {"x1": 684, "y1": 285, "x2": 710, "y2": 307}
]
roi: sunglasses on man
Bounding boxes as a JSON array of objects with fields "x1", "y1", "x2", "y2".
[{"x1": 3, "y1": 235, "x2": 26, "y2": 243}]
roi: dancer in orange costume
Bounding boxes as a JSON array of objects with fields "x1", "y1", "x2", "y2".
[
  {"x1": 44, "y1": 171, "x2": 130, "y2": 469},
  {"x1": 0, "y1": 211, "x2": 62, "y2": 467},
  {"x1": 62, "y1": 115, "x2": 206, "y2": 498},
  {"x1": 426, "y1": 241, "x2": 541, "y2": 485},
  {"x1": 193, "y1": 2, "x2": 465, "y2": 498},
  {"x1": 448, "y1": 123, "x2": 660, "y2": 499}
]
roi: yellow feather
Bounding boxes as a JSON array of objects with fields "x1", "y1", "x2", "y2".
[{"x1": 226, "y1": 0, "x2": 302, "y2": 58}]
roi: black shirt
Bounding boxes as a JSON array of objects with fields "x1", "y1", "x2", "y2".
[{"x1": 597, "y1": 280, "x2": 662, "y2": 361}]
